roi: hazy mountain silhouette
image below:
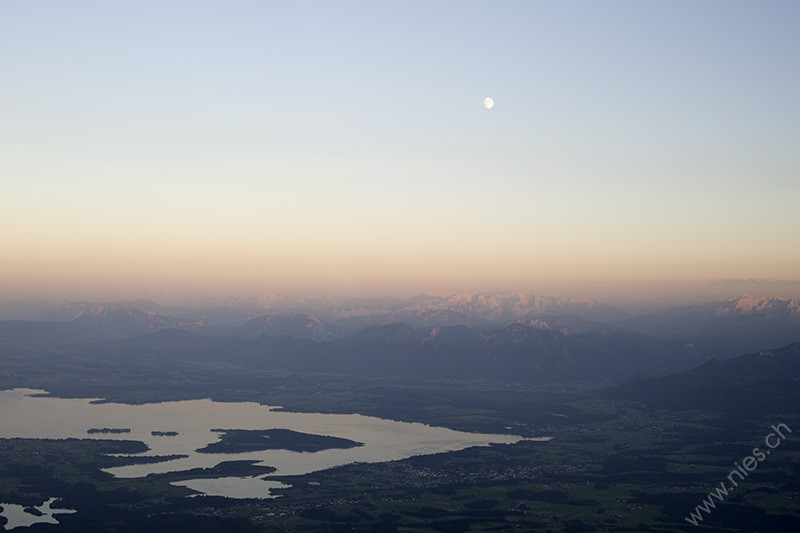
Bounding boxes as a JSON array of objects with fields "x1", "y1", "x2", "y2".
[
  {"x1": 608, "y1": 342, "x2": 800, "y2": 413},
  {"x1": 231, "y1": 314, "x2": 338, "y2": 341},
  {"x1": 0, "y1": 320, "x2": 105, "y2": 346},
  {"x1": 43, "y1": 302, "x2": 187, "y2": 338},
  {"x1": 3, "y1": 294, "x2": 799, "y2": 383},
  {"x1": 617, "y1": 296, "x2": 800, "y2": 357},
  {"x1": 65, "y1": 322, "x2": 702, "y2": 382}
]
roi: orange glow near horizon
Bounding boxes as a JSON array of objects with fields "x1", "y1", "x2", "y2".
[
  {"x1": 4, "y1": 182, "x2": 800, "y2": 305},
  {"x1": 2, "y1": 3, "x2": 799, "y2": 307},
  {"x1": 4, "y1": 229, "x2": 800, "y2": 306}
]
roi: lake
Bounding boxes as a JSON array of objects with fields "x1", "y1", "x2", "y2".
[
  {"x1": 0, "y1": 389, "x2": 537, "y2": 499},
  {"x1": 0, "y1": 498, "x2": 76, "y2": 531}
]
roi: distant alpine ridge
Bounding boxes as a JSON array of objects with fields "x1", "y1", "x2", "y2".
[
  {"x1": 0, "y1": 293, "x2": 798, "y2": 383},
  {"x1": 13, "y1": 292, "x2": 627, "y2": 340},
  {"x1": 715, "y1": 294, "x2": 800, "y2": 317},
  {"x1": 1, "y1": 293, "x2": 798, "y2": 343}
]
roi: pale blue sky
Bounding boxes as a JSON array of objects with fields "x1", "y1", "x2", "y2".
[{"x1": 2, "y1": 1, "x2": 799, "y2": 302}]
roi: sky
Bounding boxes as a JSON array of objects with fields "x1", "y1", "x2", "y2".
[{"x1": 2, "y1": 1, "x2": 799, "y2": 305}]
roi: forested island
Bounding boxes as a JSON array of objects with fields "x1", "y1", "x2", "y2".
[
  {"x1": 197, "y1": 429, "x2": 364, "y2": 454},
  {"x1": 87, "y1": 428, "x2": 130, "y2": 434}
]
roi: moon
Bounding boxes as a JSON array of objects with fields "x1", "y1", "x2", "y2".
[{"x1": 483, "y1": 97, "x2": 494, "y2": 109}]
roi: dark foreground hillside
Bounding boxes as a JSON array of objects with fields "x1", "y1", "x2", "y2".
[{"x1": 608, "y1": 342, "x2": 800, "y2": 414}]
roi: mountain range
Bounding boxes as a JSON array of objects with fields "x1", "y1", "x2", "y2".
[
  {"x1": 1, "y1": 293, "x2": 798, "y2": 383},
  {"x1": 4, "y1": 292, "x2": 796, "y2": 344},
  {"x1": 608, "y1": 342, "x2": 800, "y2": 414}
]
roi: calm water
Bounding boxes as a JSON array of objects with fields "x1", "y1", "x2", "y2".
[
  {"x1": 0, "y1": 389, "x2": 536, "y2": 498},
  {"x1": 0, "y1": 498, "x2": 76, "y2": 530}
]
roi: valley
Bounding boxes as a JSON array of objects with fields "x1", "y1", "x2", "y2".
[{"x1": 1, "y1": 293, "x2": 799, "y2": 531}]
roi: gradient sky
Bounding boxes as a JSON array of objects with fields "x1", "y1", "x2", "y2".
[{"x1": 2, "y1": 1, "x2": 799, "y2": 304}]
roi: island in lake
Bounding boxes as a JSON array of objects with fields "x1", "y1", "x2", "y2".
[
  {"x1": 87, "y1": 428, "x2": 130, "y2": 434},
  {"x1": 197, "y1": 429, "x2": 364, "y2": 454},
  {"x1": 151, "y1": 430, "x2": 179, "y2": 436}
]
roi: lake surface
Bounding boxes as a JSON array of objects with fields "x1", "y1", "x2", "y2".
[
  {"x1": 0, "y1": 389, "x2": 534, "y2": 498},
  {"x1": 0, "y1": 498, "x2": 76, "y2": 530}
]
